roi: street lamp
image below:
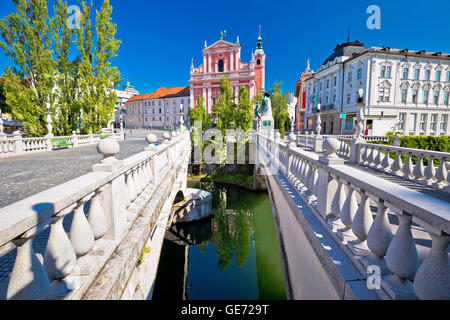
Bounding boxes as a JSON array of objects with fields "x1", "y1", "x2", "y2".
[
  {"x1": 355, "y1": 88, "x2": 365, "y2": 139},
  {"x1": 0, "y1": 107, "x2": 4, "y2": 135},
  {"x1": 316, "y1": 103, "x2": 322, "y2": 136}
]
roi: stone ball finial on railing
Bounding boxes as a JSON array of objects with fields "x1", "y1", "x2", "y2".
[
  {"x1": 323, "y1": 137, "x2": 340, "y2": 159},
  {"x1": 97, "y1": 137, "x2": 120, "y2": 164},
  {"x1": 145, "y1": 133, "x2": 158, "y2": 151},
  {"x1": 163, "y1": 132, "x2": 170, "y2": 144},
  {"x1": 275, "y1": 132, "x2": 281, "y2": 141}
]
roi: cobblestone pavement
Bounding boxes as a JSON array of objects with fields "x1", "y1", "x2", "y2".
[{"x1": 0, "y1": 132, "x2": 164, "y2": 209}]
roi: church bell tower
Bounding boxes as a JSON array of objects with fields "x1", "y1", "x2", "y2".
[{"x1": 253, "y1": 26, "x2": 266, "y2": 91}]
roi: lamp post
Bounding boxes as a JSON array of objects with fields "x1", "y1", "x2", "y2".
[
  {"x1": 179, "y1": 103, "x2": 184, "y2": 132},
  {"x1": 355, "y1": 88, "x2": 365, "y2": 139},
  {"x1": 0, "y1": 107, "x2": 4, "y2": 135},
  {"x1": 316, "y1": 103, "x2": 322, "y2": 136},
  {"x1": 45, "y1": 103, "x2": 53, "y2": 137}
]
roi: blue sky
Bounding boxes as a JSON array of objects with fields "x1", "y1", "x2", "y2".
[{"x1": 0, "y1": 0, "x2": 449, "y2": 94}]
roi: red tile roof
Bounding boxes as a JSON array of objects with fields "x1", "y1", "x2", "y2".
[{"x1": 127, "y1": 86, "x2": 190, "y2": 103}]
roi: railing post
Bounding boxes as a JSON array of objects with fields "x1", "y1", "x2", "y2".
[
  {"x1": 316, "y1": 138, "x2": 344, "y2": 220},
  {"x1": 72, "y1": 131, "x2": 79, "y2": 148},
  {"x1": 13, "y1": 131, "x2": 23, "y2": 154},
  {"x1": 350, "y1": 137, "x2": 364, "y2": 164},
  {"x1": 92, "y1": 138, "x2": 127, "y2": 240}
]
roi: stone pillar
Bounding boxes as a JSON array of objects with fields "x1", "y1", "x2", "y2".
[
  {"x1": 13, "y1": 130, "x2": 23, "y2": 154},
  {"x1": 92, "y1": 138, "x2": 126, "y2": 240},
  {"x1": 316, "y1": 138, "x2": 345, "y2": 220},
  {"x1": 72, "y1": 131, "x2": 78, "y2": 148},
  {"x1": 89, "y1": 130, "x2": 94, "y2": 144},
  {"x1": 230, "y1": 51, "x2": 234, "y2": 71}
]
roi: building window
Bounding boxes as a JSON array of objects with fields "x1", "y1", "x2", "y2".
[
  {"x1": 399, "y1": 113, "x2": 406, "y2": 130},
  {"x1": 213, "y1": 97, "x2": 216, "y2": 105},
  {"x1": 333, "y1": 94, "x2": 336, "y2": 102},
  {"x1": 447, "y1": 71, "x2": 450, "y2": 82},
  {"x1": 348, "y1": 71, "x2": 352, "y2": 83},
  {"x1": 357, "y1": 68, "x2": 362, "y2": 79},
  {"x1": 380, "y1": 66, "x2": 386, "y2": 77},
  {"x1": 166, "y1": 108, "x2": 169, "y2": 113},
  {"x1": 159, "y1": 108, "x2": 162, "y2": 113},
  {"x1": 445, "y1": 91, "x2": 449, "y2": 105},
  {"x1": 440, "y1": 115, "x2": 448, "y2": 131},
  {"x1": 152, "y1": 109, "x2": 155, "y2": 114},
  {"x1": 257, "y1": 59, "x2": 261, "y2": 65},
  {"x1": 414, "y1": 69, "x2": 420, "y2": 80},
  {"x1": 425, "y1": 69, "x2": 431, "y2": 81},
  {"x1": 401, "y1": 89, "x2": 407, "y2": 103},
  {"x1": 334, "y1": 76, "x2": 337, "y2": 86},
  {"x1": 152, "y1": 117, "x2": 155, "y2": 121},
  {"x1": 419, "y1": 114, "x2": 427, "y2": 131},
  {"x1": 423, "y1": 90, "x2": 429, "y2": 104},
  {"x1": 218, "y1": 59, "x2": 224, "y2": 72},
  {"x1": 386, "y1": 66, "x2": 391, "y2": 78},
  {"x1": 347, "y1": 94, "x2": 351, "y2": 104},
  {"x1": 412, "y1": 90, "x2": 418, "y2": 104},
  {"x1": 326, "y1": 79, "x2": 329, "y2": 88},
  {"x1": 320, "y1": 82, "x2": 322, "y2": 90},
  {"x1": 152, "y1": 101, "x2": 155, "y2": 106},
  {"x1": 345, "y1": 117, "x2": 354, "y2": 130},
  {"x1": 434, "y1": 91, "x2": 440, "y2": 104},
  {"x1": 159, "y1": 117, "x2": 162, "y2": 121},
  {"x1": 403, "y1": 68, "x2": 409, "y2": 80},
  {"x1": 379, "y1": 87, "x2": 390, "y2": 102},
  {"x1": 436, "y1": 70, "x2": 442, "y2": 82},
  {"x1": 430, "y1": 114, "x2": 437, "y2": 131},
  {"x1": 181, "y1": 99, "x2": 184, "y2": 104}
]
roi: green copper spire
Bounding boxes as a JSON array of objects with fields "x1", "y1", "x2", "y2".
[{"x1": 255, "y1": 25, "x2": 264, "y2": 54}]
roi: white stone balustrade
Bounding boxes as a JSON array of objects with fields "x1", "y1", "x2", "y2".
[
  {"x1": 0, "y1": 130, "x2": 190, "y2": 300},
  {"x1": 0, "y1": 132, "x2": 124, "y2": 158},
  {"x1": 359, "y1": 143, "x2": 449, "y2": 193},
  {"x1": 256, "y1": 132, "x2": 450, "y2": 300}
]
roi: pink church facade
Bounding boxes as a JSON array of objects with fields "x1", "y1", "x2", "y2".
[{"x1": 188, "y1": 33, "x2": 266, "y2": 114}]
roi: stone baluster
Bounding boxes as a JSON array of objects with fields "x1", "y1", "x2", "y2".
[
  {"x1": 126, "y1": 170, "x2": 137, "y2": 205},
  {"x1": 43, "y1": 213, "x2": 77, "y2": 280},
  {"x1": 374, "y1": 147, "x2": 382, "y2": 168},
  {"x1": 351, "y1": 190, "x2": 374, "y2": 252},
  {"x1": 132, "y1": 167, "x2": 143, "y2": 195},
  {"x1": 424, "y1": 155, "x2": 436, "y2": 185},
  {"x1": 412, "y1": 154, "x2": 426, "y2": 181},
  {"x1": 367, "y1": 146, "x2": 375, "y2": 166},
  {"x1": 385, "y1": 211, "x2": 420, "y2": 298},
  {"x1": 413, "y1": 232, "x2": 449, "y2": 300},
  {"x1": 340, "y1": 182, "x2": 358, "y2": 239},
  {"x1": 391, "y1": 151, "x2": 403, "y2": 174},
  {"x1": 381, "y1": 147, "x2": 391, "y2": 172},
  {"x1": 360, "y1": 145, "x2": 368, "y2": 164},
  {"x1": 434, "y1": 157, "x2": 447, "y2": 185},
  {"x1": 403, "y1": 152, "x2": 414, "y2": 178},
  {"x1": 366, "y1": 199, "x2": 393, "y2": 269},
  {"x1": 6, "y1": 237, "x2": 50, "y2": 300},
  {"x1": 69, "y1": 198, "x2": 95, "y2": 257},
  {"x1": 87, "y1": 188, "x2": 109, "y2": 240}
]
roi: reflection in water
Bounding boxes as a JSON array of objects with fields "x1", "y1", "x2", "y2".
[{"x1": 152, "y1": 181, "x2": 286, "y2": 300}]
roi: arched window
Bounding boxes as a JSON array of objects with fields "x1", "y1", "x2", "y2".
[
  {"x1": 257, "y1": 59, "x2": 261, "y2": 65},
  {"x1": 218, "y1": 59, "x2": 224, "y2": 72}
]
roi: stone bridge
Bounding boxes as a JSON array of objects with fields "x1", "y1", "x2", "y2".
[
  {"x1": 0, "y1": 130, "x2": 190, "y2": 300},
  {"x1": 0, "y1": 127, "x2": 449, "y2": 300},
  {"x1": 254, "y1": 130, "x2": 449, "y2": 300}
]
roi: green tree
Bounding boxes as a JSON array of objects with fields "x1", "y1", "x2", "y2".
[
  {"x1": 0, "y1": 79, "x2": 10, "y2": 114},
  {"x1": 189, "y1": 96, "x2": 211, "y2": 130},
  {"x1": 270, "y1": 82, "x2": 289, "y2": 137},
  {"x1": 0, "y1": 0, "x2": 56, "y2": 136},
  {"x1": 76, "y1": 0, "x2": 121, "y2": 133},
  {"x1": 213, "y1": 76, "x2": 236, "y2": 133},
  {"x1": 50, "y1": 0, "x2": 81, "y2": 135},
  {"x1": 235, "y1": 86, "x2": 253, "y2": 132}
]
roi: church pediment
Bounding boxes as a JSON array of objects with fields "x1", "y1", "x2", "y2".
[{"x1": 203, "y1": 40, "x2": 240, "y2": 52}]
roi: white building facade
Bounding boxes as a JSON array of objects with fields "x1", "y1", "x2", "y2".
[
  {"x1": 126, "y1": 86, "x2": 190, "y2": 129},
  {"x1": 114, "y1": 81, "x2": 139, "y2": 128},
  {"x1": 304, "y1": 42, "x2": 450, "y2": 136}
]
